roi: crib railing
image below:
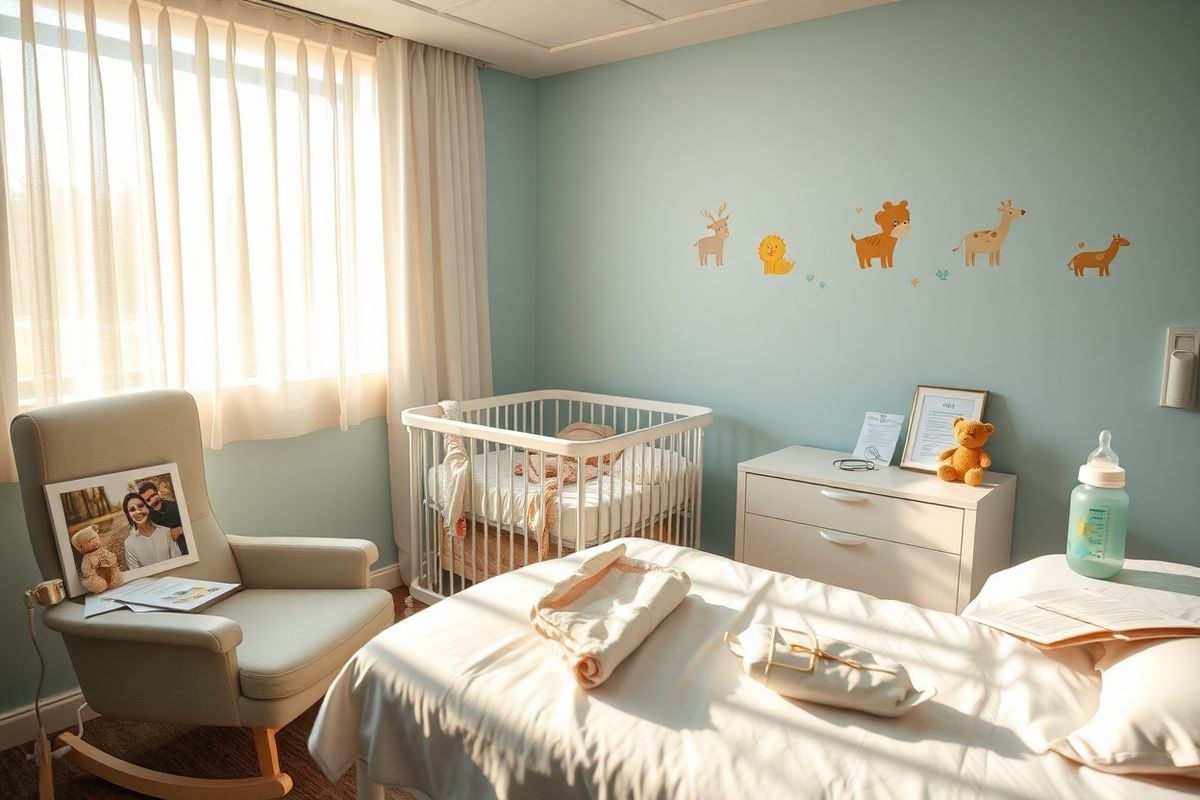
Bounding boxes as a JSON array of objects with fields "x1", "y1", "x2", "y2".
[{"x1": 402, "y1": 390, "x2": 713, "y2": 603}]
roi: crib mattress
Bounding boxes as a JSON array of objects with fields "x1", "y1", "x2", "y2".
[{"x1": 426, "y1": 446, "x2": 691, "y2": 550}]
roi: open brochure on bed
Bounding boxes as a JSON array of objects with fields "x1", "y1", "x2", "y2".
[
  {"x1": 964, "y1": 587, "x2": 1200, "y2": 647},
  {"x1": 84, "y1": 577, "x2": 240, "y2": 617}
]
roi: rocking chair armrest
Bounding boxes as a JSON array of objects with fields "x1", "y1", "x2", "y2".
[
  {"x1": 43, "y1": 599, "x2": 243, "y2": 653},
  {"x1": 226, "y1": 535, "x2": 379, "y2": 590}
]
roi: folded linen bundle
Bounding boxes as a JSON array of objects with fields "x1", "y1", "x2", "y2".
[
  {"x1": 530, "y1": 543, "x2": 690, "y2": 689},
  {"x1": 437, "y1": 400, "x2": 469, "y2": 538},
  {"x1": 726, "y1": 624, "x2": 935, "y2": 717}
]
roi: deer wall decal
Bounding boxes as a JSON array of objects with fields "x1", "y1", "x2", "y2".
[{"x1": 695, "y1": 202, "x2": 730, "y2": 266}]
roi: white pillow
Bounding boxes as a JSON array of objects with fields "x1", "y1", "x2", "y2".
[
  {"x1": 618, "y1": 443, "x2": 687, "y2": 485},
  {"x1": 1050, "y1": 637, "x2": 1200, "y2": 777}
]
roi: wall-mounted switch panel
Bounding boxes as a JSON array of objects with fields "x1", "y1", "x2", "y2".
[{"x1": 1161, "y1": 327, "x2": 1200, "y2": 409}]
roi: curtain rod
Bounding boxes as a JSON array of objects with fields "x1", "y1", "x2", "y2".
[{"x1": 239, "y1": 0, "x2": 392, "y2": 40}]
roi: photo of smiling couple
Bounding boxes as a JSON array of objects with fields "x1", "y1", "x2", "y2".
[{"x1": 122, "y1": 479, "x2": 188, "y2": 568}]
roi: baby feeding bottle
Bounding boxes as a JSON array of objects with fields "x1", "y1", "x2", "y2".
[{"x1": 1065, "y1": 430, "x2": 1128, "y2": 579}]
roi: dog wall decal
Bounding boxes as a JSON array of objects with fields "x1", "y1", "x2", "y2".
[
  {"x1": 1068, "y1": 234, "x2": 1130, "y2": 277},
  {"x1": 851, "y1": 200, "x2": 910, "y2": 269}
]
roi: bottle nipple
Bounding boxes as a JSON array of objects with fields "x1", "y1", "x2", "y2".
[{"x1": 1087, "y1": 430, "x2": 1119, "y2": 467}]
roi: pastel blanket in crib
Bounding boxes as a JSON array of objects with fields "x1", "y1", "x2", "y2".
[{"x1": 530, "y1": 542, "x2": 691, "y2": 689}]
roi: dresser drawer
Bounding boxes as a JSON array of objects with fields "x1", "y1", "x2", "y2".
[
  {"x1": 744, "y1": 473, "x2": 963, "y2": 555},
  {"x1": 742, "y1": 514, "x2": 961, "y2": 612}
]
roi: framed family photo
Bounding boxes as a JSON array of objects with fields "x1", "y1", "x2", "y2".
[
  {"x1": 45, "y1": 463, "x2": 197, "y2": 597},
  {"x1": 900, "y1": 386, "x2": 989, "y2": 473}
]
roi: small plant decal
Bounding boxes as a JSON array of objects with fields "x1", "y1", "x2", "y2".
[
  {"x1": 806, "y1": 274, "x2": 815, "y2": 283},
  {"x1": 935, "y1": 269, "x2": 949, "y2": 281},
  {"x1": 819, "y1": 281, "x2": 826, "y2": 289}
]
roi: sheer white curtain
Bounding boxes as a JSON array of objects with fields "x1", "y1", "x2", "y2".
[
  {"x1": 0, "y1": 0, "x2": 388, "y2": 481},
  {"x1": 378, "y1": 38, "x2": 492, "y2": 581},
  {"x1": 0, "y1": 1, "x2": 495, "y2": 579}
]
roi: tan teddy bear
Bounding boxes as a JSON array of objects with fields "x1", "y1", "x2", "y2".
[
  {"x1": 70, "y1": 524, "x2": 124, "y2": 594},
  {"x1": 937, "y1": 417, "x2": 995, "y2": 487}
]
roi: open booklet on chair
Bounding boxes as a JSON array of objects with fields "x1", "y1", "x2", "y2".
[
  {"x1": 964, "y1": 587, "x2": 1200, "y2": 647},
  {"x1": 86, "y1": 577, "x2": 240, "y2": 616}
]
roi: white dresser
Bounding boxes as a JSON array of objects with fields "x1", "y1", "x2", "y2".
[{"x1": 734, "y1": 446, "x2": 1017, "y2": 613}]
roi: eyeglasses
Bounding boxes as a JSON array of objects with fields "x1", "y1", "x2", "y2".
[{"x1": 832, "y1": 458, "x2": 877, "y2": 472}]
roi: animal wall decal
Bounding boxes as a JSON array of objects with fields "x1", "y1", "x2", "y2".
[
  {"x1": 951, "y1": 200, "x2": 1026, "y2": 266},
  {"x1": 757, "y1": 235, "x2": 794, "y2": 275},
  {"x1": 851, "y1": 200, "x2": 911, "y2": 269},
  {"x1": 695, "y1": 202, "x2": 730, "y2": 266},
  {"x1": 1068, "y1": 234, "x2": 1130, "y2": 277}
]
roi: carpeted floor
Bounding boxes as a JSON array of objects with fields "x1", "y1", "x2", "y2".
[{"x1": 0, "y1": 587, "x2": 426, "y2": 799}]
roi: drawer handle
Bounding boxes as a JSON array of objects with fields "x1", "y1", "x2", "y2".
[
  {"x1": 820, "y1": 488, "x2": 868, "y2": 503},
  {"x1": 819, "y1": 530, "x2": 868, "y2": 547}
]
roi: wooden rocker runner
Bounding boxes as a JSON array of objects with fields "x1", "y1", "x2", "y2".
[{"x1": 54, "y1": 727, "x2": 291, "y2": 800}]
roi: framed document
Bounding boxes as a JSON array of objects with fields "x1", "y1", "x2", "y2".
[{"x1": 900, "y1": 386, "x2": 988, "y2": 473}]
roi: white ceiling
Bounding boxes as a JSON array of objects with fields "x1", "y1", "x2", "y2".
[{"x1": 290, "y1": 0, "x2": 897, "y2": 78}]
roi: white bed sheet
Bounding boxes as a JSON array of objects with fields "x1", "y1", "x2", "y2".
[
  {"x1": 310, "y1": 541, "x2": 1200, "y2": 800},
  {"x1": 426, "y1": 446, "x2": 692, "y2": 549}
]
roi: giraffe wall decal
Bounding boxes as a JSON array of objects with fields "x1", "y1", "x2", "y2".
[{"x1": 951, "y1": 200, "x2": 1026, "y2": 267}]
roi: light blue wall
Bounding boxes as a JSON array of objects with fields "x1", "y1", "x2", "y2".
[
  {"x1": 482, "y1": 68, "x2": 539, "y2": 395},
  {"x1": 0, "y1": 482, "x2": 76, "y2": 715},
  {"x1": 202, "y1": 418, "x2": 396, "y2": 555},
  {"x1": 0, "y1": 418, "x2": 397, "y2": 715},
  {"x1": 532, "y1": 0, "x2": 1200, "y2": 564}
]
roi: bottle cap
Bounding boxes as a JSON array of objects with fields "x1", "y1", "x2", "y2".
[{"x1": 1078, "y1": 430, "x2": 1126, "y2": 488}]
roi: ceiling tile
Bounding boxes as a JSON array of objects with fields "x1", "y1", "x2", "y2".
[
  {"x1": 403, "y1": 0, "x2": 467, "y2": 10},
  {"x1": 630, "y1": 0, "x2": 736, "y2": 19},
  {"x1": 446, "y1": 0, "x2": 655, "y2": 48},
  {"x1": 298, "y1": 0, "x2": 895, "y2": 78}
]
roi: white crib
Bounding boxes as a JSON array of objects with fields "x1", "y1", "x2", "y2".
[{"x1": 402, "y1": 390, "x2": 713, "y2": 603}]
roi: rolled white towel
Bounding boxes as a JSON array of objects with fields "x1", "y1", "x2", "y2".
[{"x1": 530, "y1": 542, "x2": 690, "y2": 688}]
